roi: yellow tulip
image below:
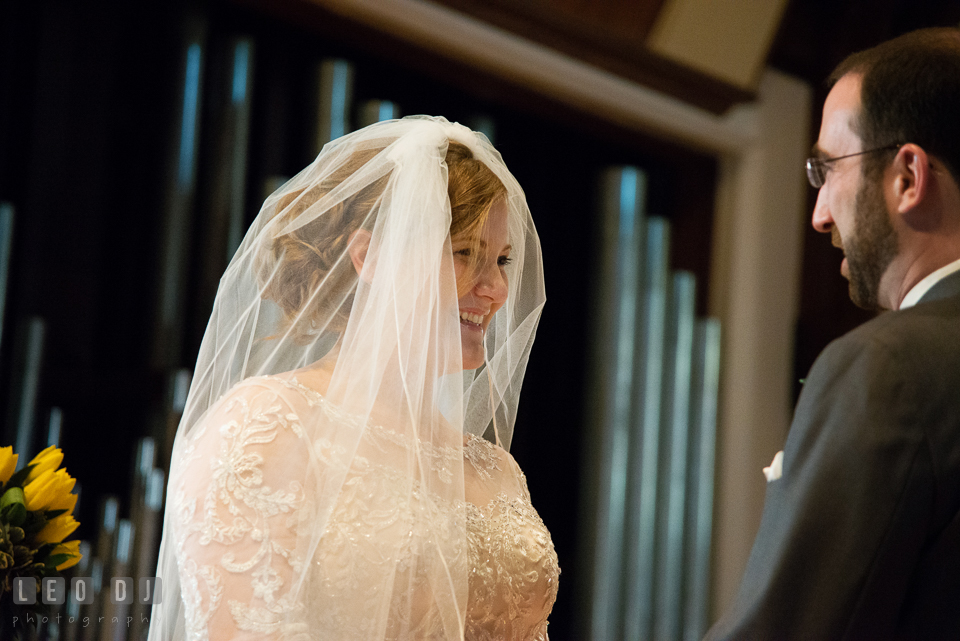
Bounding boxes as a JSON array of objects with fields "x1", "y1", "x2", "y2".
[
  {"x1": 51, "y1": 540, "x2": 81, "y2": 571},
  {"x1": 35, "y1": 513, "x2": 79, "y2": 545},
  {"x1": 50, "y1": 490, "x2": 78, "y2": 514},
  {"x1": 23, "y1": 468, "x2": 76, "y2": 512},
  {"x1": 26, "y1": 445, "x2": 64, "y2": 483},
  {"x1": 0, "y1": 446, "x2": 17, "y2": 484}
]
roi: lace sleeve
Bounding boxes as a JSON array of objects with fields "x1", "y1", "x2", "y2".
[{"x1": 171, "y1": 379, "x2": 310, "y2": 641}]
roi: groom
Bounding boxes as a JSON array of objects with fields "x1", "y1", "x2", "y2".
[{"x1": 707, "y1": 28, "x2": 960, "y2": 640}]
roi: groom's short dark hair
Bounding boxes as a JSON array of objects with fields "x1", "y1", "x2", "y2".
[{"x1": 829, "y1": 27, "x2": 960, "y2": 184}]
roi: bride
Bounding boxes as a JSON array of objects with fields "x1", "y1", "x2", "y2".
[{"x1": 148, "y1": 116, "x2": 558, "y2": 640}]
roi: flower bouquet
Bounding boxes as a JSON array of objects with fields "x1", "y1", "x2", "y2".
[{"x1": 0, "y1": 445, "x2": 81, "y2": 635}]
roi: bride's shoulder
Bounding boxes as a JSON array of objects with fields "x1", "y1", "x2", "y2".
[
  {"x1": 213, "y1": 375, "x2": 324, "y2": 413},
  {"x1": 463, "y1": 432, "x2": 523, "y2": 478},
  {"x1": 462, "y1": 433, "x2": 533, "y2": 504},
  {"x1": 175, "y1": 377, "x2": 320, "y2": 484},
  {"x1": 188, "y1": 375, "x2": 327, "y2": 444}
]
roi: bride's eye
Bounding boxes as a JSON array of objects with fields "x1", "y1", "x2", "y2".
[
  {"x1": 498, "y1": 256, "x2": 512, "y2": 266},
  {"x1": 454, "y1": 248, "x2": 472, "y2": 258}
]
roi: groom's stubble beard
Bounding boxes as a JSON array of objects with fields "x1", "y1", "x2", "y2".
[{"x1": 843, "y1": 168, "x2": 899, "y2": 310}]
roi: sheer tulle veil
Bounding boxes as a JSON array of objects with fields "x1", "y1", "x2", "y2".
[{"x1": 147, "y1": 116, "x2": 546, "y2": 639}]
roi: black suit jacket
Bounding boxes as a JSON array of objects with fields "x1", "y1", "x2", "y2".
[{"x1": 707, "y1": 269, "x2": 960, "y2": 641}]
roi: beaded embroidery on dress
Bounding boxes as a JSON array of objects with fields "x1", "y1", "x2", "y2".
[{"x1": 173, "y1": 377, "x2": 559, "y2": 640}]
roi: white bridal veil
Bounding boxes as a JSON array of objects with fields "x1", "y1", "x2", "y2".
[{"x1": 148, "y1": 116, "x2": 546, "y2": 640}]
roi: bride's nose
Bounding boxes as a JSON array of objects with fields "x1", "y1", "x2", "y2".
[{"x1": 474, "y1": 258, "x2": 508, "y2": 303}]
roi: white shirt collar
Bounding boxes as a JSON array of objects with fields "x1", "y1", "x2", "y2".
[{"x1": 899, "y1": 257, "x2": 960, "y2": 309}]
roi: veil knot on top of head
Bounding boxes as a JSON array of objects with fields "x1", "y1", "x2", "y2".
[{"x1": 384, "y1": 116, "x2": 482, "y2": 163}]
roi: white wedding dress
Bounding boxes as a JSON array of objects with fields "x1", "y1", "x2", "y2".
[
  {"x1": 172, "y1": 376, "x2": 559, "y2": 640},
  {"x1": 149, "y1": 116, "x2": 555, "y2": 641}
]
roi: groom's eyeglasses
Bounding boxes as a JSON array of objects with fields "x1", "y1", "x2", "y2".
[{"x1": 805, "y1": 143, "x2": 903, "y2": 189}]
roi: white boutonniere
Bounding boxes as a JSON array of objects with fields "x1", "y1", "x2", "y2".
[{"x1": 763, "y1": 450, "x2": 784, "y2": 482}]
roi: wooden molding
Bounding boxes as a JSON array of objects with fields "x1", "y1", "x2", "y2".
[{"x1": 428, "y1": 0, "x2": 753, "y2": 114}]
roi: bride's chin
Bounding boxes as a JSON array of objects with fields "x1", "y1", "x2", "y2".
[
  {"x1": 460, "y1": 341, "x2": 484, "y2": 370},
  {"x1": 460, "y1": 324, "x2": 485, "y2": 370},
  {"x1": 461, "y1": 351, "x2": 484, "y2": 370}
]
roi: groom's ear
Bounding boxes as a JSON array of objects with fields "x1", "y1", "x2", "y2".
[{"x1": 348, "y1": 229, "x2": 372, "y2": 280}]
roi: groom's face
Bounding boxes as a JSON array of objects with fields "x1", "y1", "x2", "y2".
[{"x1": 811, "y1": 73, "x2": 899, "y2": 310}]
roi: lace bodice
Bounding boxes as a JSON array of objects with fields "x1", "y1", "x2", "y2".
[{"x1": 171, "y1": 377, "x2": 559, "y2": 640}]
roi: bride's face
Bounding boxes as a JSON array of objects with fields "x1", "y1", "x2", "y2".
[{"x1": 453, "y1": 200, "x2": 510, "y2": 370}]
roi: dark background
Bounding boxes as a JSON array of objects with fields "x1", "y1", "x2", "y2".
[{"x1": 2, "y1": 0, "x2": 960, "y2": 637}]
